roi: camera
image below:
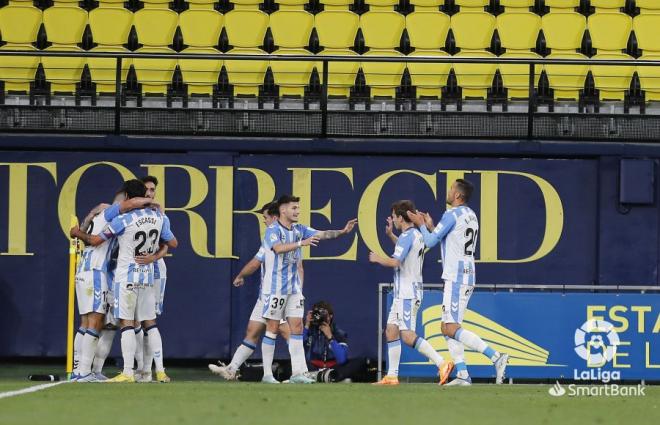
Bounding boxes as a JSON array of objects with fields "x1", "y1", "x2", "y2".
[{"x1": 310, "y1": 307, "x2": 329, "y2": 326}]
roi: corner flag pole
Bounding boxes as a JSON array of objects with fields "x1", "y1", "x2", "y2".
[{"x1": 66, "y1": 215, "x2": 80, "y2": 379}]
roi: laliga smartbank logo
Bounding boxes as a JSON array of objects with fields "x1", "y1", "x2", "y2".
[{"x1": 548, "y1": 320, "x2": 646, "y2": 397}]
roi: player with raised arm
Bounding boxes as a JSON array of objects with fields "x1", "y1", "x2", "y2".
[
  {"x1": 408, "y1": 179, "x2": 508, "y2": 386},
  {"x1": 369, "y1": 200, "x2": 452, "y2": 386},
  {"x1": 209, "y1": 201, "x2": 294, "y2": 381},
  {"x1": 71, "y1": 179, "x2": 178, "y2": 383},
  {"x1": 260, "y1": 195, "x2": 357, "y2": 384}
]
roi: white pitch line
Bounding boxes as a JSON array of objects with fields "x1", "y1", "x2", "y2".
[{"x1": 0, "y1": 381, "x2": 67, "y2": 400}]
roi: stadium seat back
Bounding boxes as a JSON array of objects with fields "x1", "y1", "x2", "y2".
[
  {"x1": 544, "y1": 0, "x2": 579, "y2": 10},
  {"x1": 89, "y1": 8, "x2": 133, "y2": 47},
  {"x1": 635, "y1": 0, "x2": 660, "y2": 13},
  {"x1": 588, "y1": 13, "x2": 631, "y2": 52},
  {"x1": 451, "y1": 12, "x2": 496, "y2": 51},
  {"x1": 409, "y1": 0, "x2": 445, "y2": 7},
  {"x1": 134, "y1": 9, "x2": 179, "y2": 47},
  {"x1": 499, "y1": 0, "x2": 534, "y2": 8},
  {"x1": 633, "y1": 15, "x2": 660, "y2": 53},
  {"x1": 497, "y1": 12, "x2": 541, "y2": 51},
  {"x1": 406, "y1": 12, "x2": 450, "y2": 50},
  {"x1": 179, "y1": 46, "x2": 223, "y2": 95},
  {"x1": 360, "y1": 11, "x2": 405, "y2": 50},
  {"x1": 270, "y1": 11, "x2": 314, "y2": 49},
  {"x1": 43, "y1": 7, "x2": 87, "y2": 46},
  {"x1": 315, "y1": 11, "x2": 359, "y2": 50},
  {"x1": 0, "y1": 6, "x2": 42, "y2": 46},
  {"x1": 542, "y1": 12, "x2": 586, "y2": 52},
  {"x1": 224, "y1": 10, "x2": 269, "y2": 48},
  {"x1": 179, "y1": 10, "x2": 224, "y2": 48}
]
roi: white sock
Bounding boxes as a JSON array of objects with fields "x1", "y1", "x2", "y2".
[
  {"x1": 79, "y1": 329, "x2": 100, "y2": 376},
  {"x1": 387, "y1": 339, "x2": 401, "y2": 377},
  {"x1": 229, "y1": 340, "x2": 256, "y2": 372},
  {"x1": 413, "y1": 337, "x2": 444, "y2": 368},
  {"x1": 288, "y1": 334, "x2": 307, "y2": 376},
  {"x1": 134, "y1": 327, "x2": 144, "y2": 372},
  {"x1": 454, "y1": 328, "x2": 500, "y2": 363},
  {"x1": 120, "y1": 326, "x2": 136, "y2": 376},
  {"x1": 446, "y1": 336, "x2": 469, "y2": 379},
  {"x1": 73, "y1": 327, "x2": 85, "y2": 374},
  {"x1": 92, "y1": 329, "x2": 116, "y2": 374},
  {"x1": 145, "y1": 326, "x2": 165, "y2": 373},
  {"x1": 142, "y1": 331, "x2": 152, "y2": 374},
  {"x1": 261, "y1": 331, "x2": 276, "y2": 378}
]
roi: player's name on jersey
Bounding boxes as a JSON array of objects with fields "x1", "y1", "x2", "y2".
[{"x1": 135, "y1": 216, "x2": 158, "y2": 228}]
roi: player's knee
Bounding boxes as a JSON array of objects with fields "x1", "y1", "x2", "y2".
[{"x1": 441, "y1": 322, "x2": 459, "y2": 338}]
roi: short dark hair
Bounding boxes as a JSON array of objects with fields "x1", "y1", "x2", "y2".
[
  {"x1": 455, "y1": 179, "x2": 474, "y2": 202},
  {"x1": 259, "y1": 201, "x2": 279, "y2": 217},
  {"x1": 141, "y1": 175, "x2": 159, "y2": 186},
  {"x1": 312, "y1": 300, "x2": 334, "y2": 317},
  {"x1": 122, "y1": 179, "x2": 147, "y2": 199},
  {"x1": 391, "y1": 200, "x2": 416, "y2": 223},
  {"x1": 277, "y1": 195, "x2": 300, "y2": 207}
]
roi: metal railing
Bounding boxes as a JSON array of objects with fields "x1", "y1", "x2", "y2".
[{"x1": 2, "y1": 50, "x2": 660, "y2": 139}]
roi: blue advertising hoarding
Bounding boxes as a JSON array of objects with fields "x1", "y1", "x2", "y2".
[{"x1": 391, "y1": 289, "x2": 660, "y2": 380}]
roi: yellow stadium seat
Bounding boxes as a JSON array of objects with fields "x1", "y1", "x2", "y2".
[
  {"x1": 52, "y1": 0, "x2": 86, "y2": 6},
  {"x1": 178, "y1": 10, "x2": 224, "y2": 95},
  {"x1": 134, "y1": 9, "x2": 179, "y2": 94},
  {"x1": 364, "y1": 0, "x2": 398, "y2": 12},
  {"x1": 232, "y1": 0, "x2": 263, "y2": 10},
  {"x1": 591, "y1": 0, "x2": 625, "y2": 13},
  {"x1": 636, "y1": 0, "x2": 660, "y2": 14},
  {"x1": 0, "y1": 6, "x2": 42, "y2": 92},
  {"x1": 455, "y1": 0, "x2": 488, "y2": 12},
  {"x1": 406, "y1": 11, "x2": 451, "y2": 98},
  {"x1": 542, "y1": 12, "x2": 587, "y2": 100},
  {"x1": 42, "y1": 7, "x2": 87, "y2": 93},
  {"x1": 499, "y1": 0, "x2": 534, "y2": 10},
  {"x1": 544, "y1": 0, "x2": 579, "y2": 11},
  {"x1": 141, "y1": 0, "x2": 173, "y2": 8},
  {"x1": 360, "y1": 11, "x2": 406, "y2": 97},
  {"x1": 277, "y1": 0, "x2": 310, "y2": 10},
  {"x1": 633, "y1": 15, "x2": 660, "y2": 54},
  {"x1": 87, "y1": 7, "x2": 133, "y2": 94},
  {"x1": 186, "y1": 0, "x2": 219, "y2": 9},
  {"x1": 590, "y1": 53, "x2": 634, "y2": 101},
  {"x1": 497, "y1": 12, "x2": 541, "y2": 99},
  {"x1": 319, "y1": 0, "x2": 354, "y2": 11},
  {"x1": 451, "y1": 11, "x2": 497, "y2": 98},
  {"x1": 269, "y1": 11, "x2": 315, "y2": 96},
  {"x1": 224, "y1": 10, "x2": 269, "y2": 96},
  {"x1": 637, "y1": 54, "x2": 660, "y2": 101},
  {"x1": 315, "y1": 11, "x2": 360, "y2": 96},
  {"x1": 588, "y1": 13, "x2": 631, "y2": 53},
  {"x1": 409, "y1": 0, "x2": 445, "y2": 11}
]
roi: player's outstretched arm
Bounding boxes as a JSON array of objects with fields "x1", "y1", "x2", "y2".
[
  {"x1": 272, "y1": 235, "x2": 320, "y2": 254},
  {"x1": 385, "y1": 217, "x2": 398, "y2": 244},
  {"x1": 119, "y1": 197, "x2": 153, "y2": 213},
  {"x1": 70, "y1": 226, "x2": 105, "y2": 247},
  {"x1": 315, "y1": 218, "x2": 358, "y2": 240},
  {"x1": 368, "y1": 252, "x2": 401, "y2": 268},
  {"x1": 233, "y1": 258, "x2": 262, "y2": 287}
]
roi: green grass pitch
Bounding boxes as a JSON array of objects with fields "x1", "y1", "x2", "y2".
[{"x1": 1, "y1": 365, "x2": 658, "y2": 425}]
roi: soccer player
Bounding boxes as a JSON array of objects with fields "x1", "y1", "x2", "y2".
[
  {"x1": 208, "y1": 201, "x2": 293, "y2": 381},
  {"x1": 71, "y1": 179, "x2": 178, "y2": 383},
  {"x1": 408, "y1": 179, "x2": 509, "y2": 386},
  {"x1": 260, "y1": 195, "x2": 357, "y2": 384},
  {"x1": 369, "y1": 200, "x2": 452, "y2": 386}
]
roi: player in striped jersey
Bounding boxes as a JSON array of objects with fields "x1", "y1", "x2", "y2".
[
  {"x1": 208, "y1": 201, "x2": 294, "y2": 381},
  {"x1": 71, "y1": 179, "x2": 178, "y2": 383},
  {"x1": 72, "y1": 188, "x2": 155, "y2": 382},
  {"x1": 260, "y1": 195, "x2": 357, "y2": 384},
  {"x1": 370, "y1": 200, "x2": 452, "y2": 386},
  {"x1": 408, "y1": 179, "x2": 509, "y2": 386}
]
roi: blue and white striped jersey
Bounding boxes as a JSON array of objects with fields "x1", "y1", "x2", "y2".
[
  {"x1": 153, "y1": 215, "x2": 171, "y2": 280},
  {"x1": 100, "y1": 208, "x2": 175, "y2": 285},
  {"x1": 77, "y1": 204, "x2": 121, "y2": 273},
  {"x1": 261, "y1": 221, "x2": 317, "y2": 295},
  {"x1": 392, "y1": 227, "x2": 425, "y2": 299},
  {"x1": 420, "y1": 206, "x2": 478, "y2": 285}
]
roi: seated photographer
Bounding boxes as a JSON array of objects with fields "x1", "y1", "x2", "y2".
[{"x1": 303, "y1": 301, "x2": 368, "y2": 383}]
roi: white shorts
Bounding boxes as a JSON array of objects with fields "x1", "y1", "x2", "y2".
[
  {"x1": 114, "y1": 281, "x2": 157, "y2": 322},
  {"x1": 250, "y1": 294, "x2": 288, "y2": 325},
  {"x1": 442, "y1": 280, "x2": 474, "y2": 324},
  {"x1": 75, "y1": 269, "x2": 109, "y2": 315},
  {"x1": 387, "y1": 298, "x2": 421, "y2": 331},
  {"x1": 154, "y1": 277, "x2": 167, "y2": 316},
  {"x1": 261, "y1": 293, "x2": 305, "y2": 321}
]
